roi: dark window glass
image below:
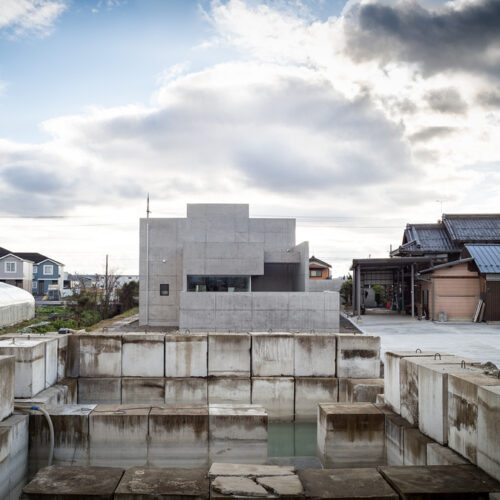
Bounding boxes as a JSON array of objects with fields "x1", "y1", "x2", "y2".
[
  {"x1": 160, "y1": 284, "x2": 169, "y2": 296},
  {"x1": 187, "y1": 275, "x2": 249, "y2": 292},
  {"x1": 310, "y1": 269, "x2": 322, "y2": 277}
]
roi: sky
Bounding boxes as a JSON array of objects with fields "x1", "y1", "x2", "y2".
[{"x1": 0, "y1": 0, "x2": 499, "y2": 276}]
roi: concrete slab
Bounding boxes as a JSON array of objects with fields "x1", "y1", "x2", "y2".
[
  {"x1": 447, "y1": 371, "x2": 500, "y2": 464},
  {"x1": 317, "y1": 403, "x2": 385, "y2": 468},
  {"x1": 251, "y1": 333, "x2": 294, "y2": 377},
  {"x1": 165, "y1": 333, "x2": 207, "y2": 377},
  {"x1": 212, "y1": 476, "x2": 268, "y2": 497},
  {"x1": 335, "y1": 334, "x2": 380, "y2": 379},
  {"x1": 22, "y1": 465, "x2": 124, "y2": 498},
  {"x1": 337, "y1": 378, "x2": 348, "y2": 403},
  {"x1": 477, "y1": 385, "x2": 500, "y2": 482},
  {"x1": 165, "y1": 378, "x2": 208, "y2": 405},
  {"x1": 122, "y1": 333, "x2": 165, "y2": 377},
  {"x1": 385, "y1": 414, "x2": 415, "y2": 466},
  {"x1": 208, "y1": 463, "x2": 295, "y2": 478},
  {"x1": 251, "y1": 377, "x2": 294, "y2": 422},
  {"x1": 79, "y1": 334, "x2": 122, "y2": 377},
  {"x1": 256, "y1": 475, "x2": 304, "y2": 497},
  {"x1": 209, "y1": 377, "x2": 251, "y2": 405},
  {"x1": 294, "y1": 334, "x2": 336, "y2": 377},
  {"x1": 66, "y1": 333, "x2": 81, "y2": 378},
  {"x1": 208, "y1": 333, "x2": 251, "y2": 377},
  {"x1": 148, "y1": 405, "x2": 209, "y2": 468},
  {"x1": 378, "y1": 464, "x2": 500, "y2": 498},
  {"x1": 0, "y1": 355, "x2": 14, "y2": 421},
  {"x1": 114, "y1": 466, "x2": 209, "y2": 499},
  {"x1": 294, "y1": 378, "x2": 338, "y2": 422},
  {"x1": 41, "y1": 337, "x2": 58, "y2": 389},
  {"x1": 426, "y1": 443, "x2": 469, "y2": 465},
  {"x1": 298, "y1": 468, "x2": 398, "y2": 499},
  {"x1": 58, "y1": 377, "x2": 77, "y2": 404},
  {"x1": 403, "y1": 428, "x2": 433, "y2": 466},
  {"x1": 122, "y1": 377, "x2": 165, "y2": 404},
  {"x1": 346, "y1": 378, "x2": 384, "y2": 403},
  {"x1": 78, "y1": 377, "x2": 122, "y2": 404}
]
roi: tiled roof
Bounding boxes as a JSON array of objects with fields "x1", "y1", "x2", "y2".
[
  {"x1": 398, "y1": 223, "x2": 458, "y2": 254},
  {"x1": 443, "y1": 214, "x2": 500, "y2": 243},
  {"x1": 0, "y1": 247, "x2": 13, "y2": 258},
  {"x1": 309, "y1": 256, "x2": 331, "y2": 268},
  {"x1": 465, "y1": 244, "x2": 500, "y2": 274}
]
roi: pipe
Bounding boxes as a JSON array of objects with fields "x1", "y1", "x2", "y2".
[
  {"x1": 146, "y1": 221, "x2": 150, "y2": 325},
  {"x1": 15, "y1": 405, "x2": 54, "y2": 466}
]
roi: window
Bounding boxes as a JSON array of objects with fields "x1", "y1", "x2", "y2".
[
  {"x1": 33, "y1": 265, "x2": 38, "y2": 273},
  {"x1": 310, "y1": 269, "x2": 322, "y2": 277},
  {"x1": 187, "y1": 275, "x2": 250, "y2": 292},
  {"x1": 160, "y1": 284, "x2": 169, "y2": 296},
  {"x1": 5, "y1": 261, "x2": 16, "y2": 273},
  {"x1": 43, "y1": 265, "x2": 54, "y2": 275}
]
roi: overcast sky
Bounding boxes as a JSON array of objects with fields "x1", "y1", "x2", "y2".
[{"x1": 1, "y1": 0, "x2": 499, "y2": 275}]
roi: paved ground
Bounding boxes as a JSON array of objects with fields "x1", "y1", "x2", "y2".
[{"x1": 348, "y1": 313, "x2": 500, "y2": 367}]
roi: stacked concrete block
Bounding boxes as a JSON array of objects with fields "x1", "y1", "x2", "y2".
[
  {"x1": 346, "y1": 378, "x2": 384, "y2": 403},
  {"x1": 165, "y1": 378, "x2": 208, "y2": 405},
  {"x1": 209, "y1": 404, "x2": 268, "y2": 464},
  {"x1": 0, "y1": 427, "x2": 9, "y2": 498},
  {"x1": 148, "y1": 405, "x2": 209, "y2": 467},
  {"x1": 165, "y1": 333, "x2": 207, "y2": 377},
  {"x1": 317, "y1": 403, "x2": 385, "y2": 468},
  {"x1": 385, "y1": 414, "x2": 415, "y2": 466},
  {"x1": 121, "y1": 333, "x2": 165, "y2": 377},
  {"x1": 294, "y1": 378, "x2": 338, "y2": 422},
  {"x1": 477, "y1": 385, "x2": 500, "y2": 482},
  {"x1": 426, "y1": 443, "x2": 469, "y2": 465},
  {"x1": 78, "y1": 378, "x2": 122, "y2": 404},
  {"x1": 0, "y1": 355, "x2": 14, "y2": 421},
  {"x1": 209, "y1": 378, "x2": 250, "y2": 405},
  {"x1": 447, "y1": 371, "x2": 500, "y2": 464},
  {"x1": 0, "y1": 339, "x2": 46, "y2": 398},
  {"x1": 251, "y1": 333, "x2": 294, "y2": 377},
  {"x1": 336, "y1": 334, "x2": 380, "y2": 378},
  {"x1": 41, "y1": 338, "x2": 58, "y2": 388},
  {"x1": 28, "y1": 405, "x2": 96, "y2": 476},
  {"x1": 403, "y1": 428, "x2": 433, "y2": 465},
  {"x1": 251, "y1": 377, "x2": 294, "y2": 421},
  {"x1": 79, "y1": 334, "x2": 122, "y2": 378},
  {"x1": 208, "y1": 333, "x2": 251, "y2": 377},
  {"x1": 294, "y1": 333, "x2": 336, "y2": 377},
  {"x1": 66, "y1": 333, "x2": 82, "y2": 378},
  {"x1": 89, "y1": 404, "x2": 150, "y2": 468},
  {"x1": 122, "y1": 378, "x2": 165, "y2": 404}
]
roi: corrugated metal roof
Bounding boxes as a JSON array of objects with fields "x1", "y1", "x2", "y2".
[
  {"x1": 443, "y1": 214, "x2": 500, "y2": 242},
  {"x1": 398, "y1": 223, "x2": 457, "y2": 254},
  {"x1": 465, "y1": 244, "x2": 500, "y2": 274}
]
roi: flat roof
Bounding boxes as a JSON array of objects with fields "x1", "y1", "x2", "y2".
[{"x1": 350, "y1": 256, "x2": 436, "y2": 271}]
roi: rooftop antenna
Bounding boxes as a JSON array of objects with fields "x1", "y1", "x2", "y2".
[{"x1": 146, "y1": 193, "x2": 151, "y2": 219}]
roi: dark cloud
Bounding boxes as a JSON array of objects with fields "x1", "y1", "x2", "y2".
[
  {"x1": 2, "y1": 166, "x2": 65, "y2": 193},
  {"x1": 425, "y1": 88, "x2": 467, "y2": 114},
  {"x1": 476, "y1": 90, "x2": 500, "y2": 108},
  {"x1": 409, "y1": 126, "x2": 458, "y2": 143},
  {"x1": 345, "y1": 0, "x2": 500, "y2": 78}
]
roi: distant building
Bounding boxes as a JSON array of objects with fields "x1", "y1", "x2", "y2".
[
  {"x1": 309, "y1": 256, "x2": 331, "y2": 279},
  {"x1": 0, "y1": 247, "x2": 33, "y2": 292}
]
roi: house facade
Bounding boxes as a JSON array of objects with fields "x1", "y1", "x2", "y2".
[
  {"x1": 139, "y1": 203, "x2": 339, "y2": 331},
  {"x1": 0, "y1": 248, "x2": 33, "y2": 292},
  {"x1": 309, "y1": 256, "x2": 332, "y2": 279},
  {"x1": 15, "y1": 253, "x2": 64, "y2": 297}
]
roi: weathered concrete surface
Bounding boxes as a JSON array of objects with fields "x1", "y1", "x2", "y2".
[
  {"x1": 403, "y1": 428, "x2": 433, "y2": 466},
  {"x1": 208, "y1": 463, "x2": 294, "y2": 478},
  {"x1": 378, "y1": 464, "x2": 500, "y2": 498},
  {"x1": 42, "y1": 338, "x2": 58, "y2": 389},
  {"x1": 212, "y1": 476, "x2": 268, "y2": 497},
  {"x1": 298, "y1": 468, "x2": 398, "y2": 499},
  {"x1": 79, "y1": 334, "x2": 122, "y2": 377},
  {"x1": 122, "y1": 333, "x2": 165, "y2": 377},
  {"x1": 17, "y1": 383, "x2": 69, "y2": 406},
  {"x1": 58, "y1": 377, "x2": 77, "y2": 404},
  {"x1": 0, "y1": 339, "x2": 46, "y2": 398},
  {"x1": 251, "y1": 377, "x2": 294, "y2": 422},
  {"x1": 447, "y1": 371, "x2": 500, "y2": 464},
  {"x1": 294, "y1": 334, "x2": 336, "y2": 377},
  {"x1": 148, "y1": 405, "x2": 209, "y2": 468},
  {"x1": 115, "y1": 466, "x2": 209, "y2": 499},
  {"x1": 337, "y1": 378, "x2": 348, "y2": 403},
  {"x1": 22, "y1": 465, "x2": 124, "y2": 498},
  {"x1": 477, "y1": 385, "x2": 500, "y2": 482},
  {"x1": 256, "y1": 475, "x2": 304, "y2": 497},
  {"x1": 426, "y1": 443, "x2": 468, "y2": 466},
  {"x1": 385, "y1": 414, "x2": 415, "y2": 466},
  {"x1": 78, "y1": 377, "x2": 122, "y2": 404},
  {"x1": 209, "y1": 405, "x2": 268, "y2": 464},
  {"x1": 294, "y1": 378, "x2": 338, "y2": 422},
  {"x1": 0, "y1": 355, "x2": 14, "y2": 421},
  {"x1": 376, "y1": 394, "x2": 385, "y2": 404},
  {"x1": 418, "y1": 363, "x2": 481, "y2": 445},
  {"x1": 251, "y1": 333, "x2": 294, "y2": 377},
  {"x1": 317, "y1": 403, "x2": 385, "y2": 468},
  {"x1": 28, "y1": 404, "x2": 96, "y2": 476},
  {"x1": 66, "y1": 333, "x2": 81, "y2": 378},
  {"x1": 335, "y1": 334, "x2": 380, "y2": 379},
  {"x1": 346, "y1": 378, "x2": 384, "y2": 403},
  {"x1": 122, "y1": 377, "x2": 165, "y2": 404},
  {"x1": 165, "y1": 333, "x2": 207, "y2": 378},
  {"x1": 89, "y1": 404, "x2": 150, "y2": 467},
  {"x1": 208, "y1": 333, "x2": 251, "y2": 377},
  {"x1": 165, "y1": 378, "x2": 208, "y2": 405},
  {"x1": 209, "y1": 377, "x2": 251, "y2": 405}
]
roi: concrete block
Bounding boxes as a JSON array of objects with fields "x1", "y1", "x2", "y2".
[
  {"x1": 447, "y1": 372, "x2": 500, "y2": 464},
  {"x1": 148, "y1": 405, "x2": 209, "y2": 467},
  {"x1": 78, "y1": 378, "x2": 121, "y2": 404},
  {"x1": 427, "y1": 443, "x2": 469, "y2": 465},
  {"x1": 294, "y1": 378, "x2": 338, "y2": 422},
  {"x1": 115, "y1": 466, "x2": 209, "y2": 499},
  {"x1": 251, "y1": 333, "x2": 294, "y2": 376},
  {"x1": 298, "y1": 468, "x2": 398, "y2": 499},
  {"x1": 22, "y1": 465, "x2": 125, "y2": 498},
  {"x1": 66, "y1": 333, "x2": 81, "y2": 378},
  {"x1": 208, "y1": 333, "x2": 251, "y2": 377},
  {"x1": 165, "y1": 333, "x2": 207, "y2": 377},
  {"x1": 211, "y1": 476, "x2": 269, "y2": 498},
  {"x1": 58, "y1": 378, "x2": 77, "y2": 404},
  {"x1": 378, "y1": 464, "x2": 500, "y2": 499},
  {"x1": 478, "y1": 385, "x2": 500, "y2": 482},
  {"x1": 208, "y1": 378, "x2": 251, "y2": 405},
  {"x1": 42, "y1": 338, "x2": 58, "y2": 388},
  {"x1": 403, "y1": 428, "x2": 433, "y2": 465},
  {"x1": 122, "y1": 333, "x2": 165, "y2": 377},
  {"x1": 251, "y1": 377, "x2": 294, "y2": 422},
  {"x1": 209, "y1": 404, "x2": 268, "y2": 464},
  {"x1": 317, "y1": 403, "x2": 385, "y2": 468},
  {"x1": 294, "y1": 334, "x2": 336, "y2": 377},
  {"x1": 335, "y1": 334, "x2": 380, "y2": 378},
  {"x1": 79, "y1": 334, "x2": 122, "y2": 377},
  {"x1": 122, "y1": 378, "x2": 165, "y2": 404},
  {"x1": 376, "y1": 394, "x2": 385, "y2": 404},
  {"x1": 418, "y1": 364, "x2": 481, "y2": 445},
  {"x1": 28, "y1": 405, "x2": 96, "y2": 476},
  {"x1": 256, "y1": 475, "x2": 304, "y2": 497},
  {"x1": 208, "y1": 463, "x2": 295, "y2": 478},
  {"x1": 385, "y1": 414, "x2": 414, "y2": 466},
  {"x1": 337, "y1": 378, "x2": 348, "y2": 402},
  {"x1": 0, "y1": 355, "x2": 14, "y2": 421},
  {"x1": 346, "y1": 378, "x2": 384, "y2": 403},
  {"x1": 89, "y1": 404, "x2": 150, "y2": 467},
  {"x1": 19, "y1": 383, "x2": 69, "y2": 406},
  {"x1": 0, "y1": 339, "x2": 46, "y2": 398},
  {"x1": 165, "y1": 378, "x2": 208, "y2": 405}
]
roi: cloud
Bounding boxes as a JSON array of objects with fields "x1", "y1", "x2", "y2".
[
  {"x1": 425, "y1": 88, "x2": 467, "y2": 114},
  {"x1": 0, "y1": 0, "x2": 66, "y2": 38},
  {"x1": 344, "y1": 0, "x2": 500, "y2": 78},
  {"x1": 476, "y1": 90, "x2": 500, "y2": 108},
  {"x1": 409, "y1": 126, "x2": 459, "y2": 143}
]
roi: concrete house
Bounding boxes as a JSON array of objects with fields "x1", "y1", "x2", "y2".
[
  {"x1": 0, "y1": 247, "x2": 33, "y2": 292},
  {"x1": 139, "y1": 204, "x2": 339, "y2": 331},
  {"x1": 15, "y1": 253, "x2": 64, "y2": 297}
]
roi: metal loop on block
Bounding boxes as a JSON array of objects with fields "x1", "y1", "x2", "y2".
[{"x1": 434, "y1": 353, "x2": 441, "y2": 360}]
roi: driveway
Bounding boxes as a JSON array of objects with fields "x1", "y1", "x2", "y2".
[{"x1": 347, "y1": 313, "x2": 500, "y2": 367}]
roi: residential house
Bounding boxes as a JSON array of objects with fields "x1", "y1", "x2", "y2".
[
  {"x1": 309, "y1": 256, "x2": 332, "y2": 279},
  {"x1": 13, "y1": 252, "x2": 64, "y2": 297},
  {"x1": 0, "y1": 247, "x2": 33, "y2": 292}
]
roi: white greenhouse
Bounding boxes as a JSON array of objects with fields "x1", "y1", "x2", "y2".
[{"x1": 0, "y1": 282, "x2": 35, "y2": 328}]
